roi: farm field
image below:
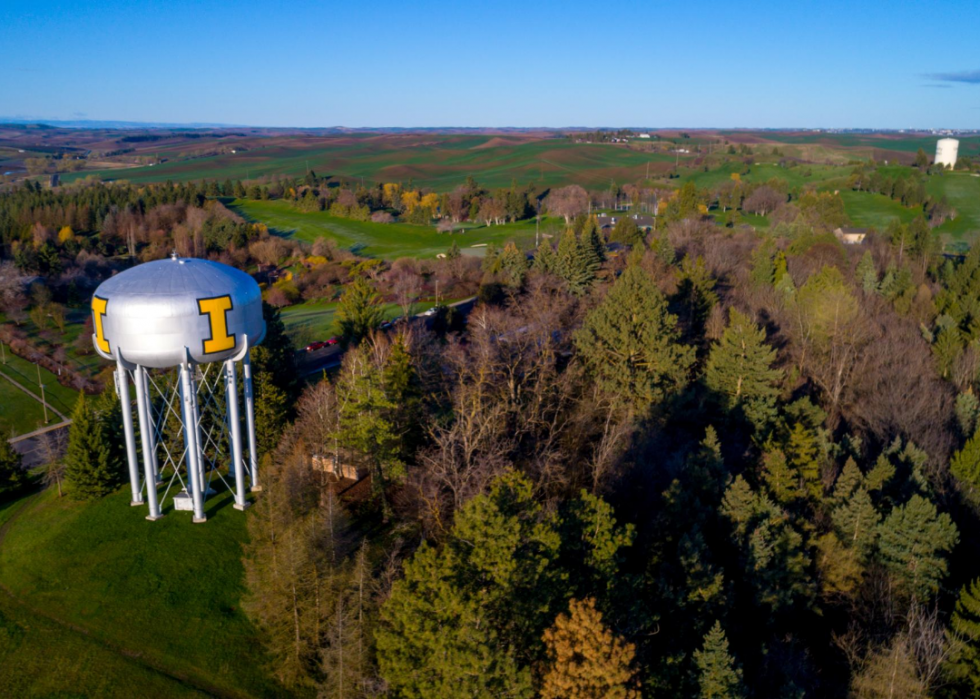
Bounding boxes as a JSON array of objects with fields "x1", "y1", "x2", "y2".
[
  {"x1": 0, "y1": 485, "x2": 279, "y2": 697},
  {"x1": 232, "y1": 198, "x2": 549, "y2": 259},
  {"x1": 62, "y1": 135, "x2": 680, "y2": 191}
]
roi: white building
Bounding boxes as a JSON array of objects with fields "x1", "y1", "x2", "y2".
[
  {"x1": 638, "y1": 133, "x2": 651, "y2": 139},
  {"x1": 936, "y1": 138, "x2": 959, "y2": 169}
]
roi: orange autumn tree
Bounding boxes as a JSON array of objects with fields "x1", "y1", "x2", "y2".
[{"x1": 541, "y1": 598, "x2": 640, "y2": 699}]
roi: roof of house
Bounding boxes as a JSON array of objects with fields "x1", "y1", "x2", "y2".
[{"x1": 596, "y1": 214, "x2": 655, "y2": 229}]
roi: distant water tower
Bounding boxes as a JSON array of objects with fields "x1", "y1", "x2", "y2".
[
  {"x1": 936, "y1": 138, "x2": 959, "y2": 169},
  {"x1": 91, "y1": 255, "x2": 265, "y2": 522}
]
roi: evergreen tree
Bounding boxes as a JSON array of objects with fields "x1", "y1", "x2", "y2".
[
  {"x1": 955, "y1": 390, "x2": 979, "y2": 438},
  {"x1": 856, "y1": 251, "x2": 879, "y2": 294},
  {"x1": 497, "y1": 241, "x2": 528, "y2": 287},
  {"x1": 950, "y1": 424, "x2": 980, "y2": 506},
  {"x1": 582, "y1": 217, "x2": 606, "y2": 264},
  {"x1": 574, "y1": 261, "x2": 693, "y2": 413},
  {"x1": 786, "y1": 422, "x2": 823, "y2": 501},
  {"x1": 535, "y1": 241, "x2": 557, "y2": 274},
  {"x1": 877, "y1": 494, "x2": 958, "y2": 600},
  {"x1": 694, "y1": 621, "x2": 744, "y2": 699},
  {"x1": 946, "y1": 577, "x2": 980, "y2": 696},
  {"x1": 651, "y1": 233, "x2": 676, "y2": 266},
  {"x1": 540, "y1": 598, "x2": 640, "y2": 699},
  {"x1": 336, "y1": 279, "x2": 385, "y2": 345},
  {"x1": 749, "y1": 241, "x2": 775, "y2": 288},
  {"x1": 0, "y1": 436, "x2": 25, "y2": 495},
  {"x1": 251, "y1": 302, "x2": 297, "y2": 400},
  {"x1": 254, "y1": 372, "x2": 289, "y2": 459},
  {"x1": 610, "y1": 217, "x2": 642, "y2": 247},
  {"x1": 831, "y1": 486, "x2": 880, "y2": 562},
  {"x1": 676, "y1": 255, "x2": 718, "y2": 335},
  {"x1": 64, "y1": 392, "x2": 120, "y2": 500},
  {"x1": 555, "y1": 229, "x2": 598, "y2": 295},
  {"x1": 761, "y1": 448, "x2": 802, "y2": 506},
  {"x1": 704, "y1": 308, "x2": 782, "y2": 431}
]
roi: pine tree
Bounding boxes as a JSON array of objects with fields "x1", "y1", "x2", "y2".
[
  {"x1": 749, "y1": 241, "x2": 775, "y2": 288},
  {"x1": 831, "y1": 486, "x2": 880, "y2": 561},
  {"x1": 786, "y1": 422, "x2": 823, "y2": 501},
  {"x1": 705, "y1": 308, "x2": 782, "y2": 431},
  {"x1": 651, "y1": 233, "x2": 676, "y2": 266},
  {"x1": 497, "y1": 241, "x2": 528, "y2": 287},
  {"x1": 955, "y1": 390, "x2": 979, "y2": 437},
  {"x1": 694, "y1": 621, "x2": 744, "y2": 699},
  {"x1": 535, "y1": 241, "x2": 558, "y2": 274},
  {"x1": 574, "y1": 262, "x2": 693, "y2": 412},
  {"x1": 0, "y1": 436, "x2": 25, "y2": 495},
  {"x1": 877, "y1": 494, "x2": 958, "y2": 600},
  {"x1": 762, "y1": 448, "x2": 802, "y2": 506},
  {"x1": 540, "y1": 598, "x2": 640, "y2": 699},
  {"x1": 254, "y1": 372, "x2": 288, "y2": 459},
  {"x1": 377, "y1": 472, "x2": 558, "y2": 699},
  {"x1": 950, "y1": 424, "x2": 980, "y2": 506},
  {"x1": 676, "y1": 255, "x2": 718, "y2": 334},
  {"x1": 64, "y1": 391, "x2": 120, "y2": 500},
  {"x1": 336, "y1": 279, "x2": 385, "y2": 345},
  {"x1": 946, "y1": 578, "x2": 980, "y2": 696},
  {"x1": 581, "y1": 217, "x2": 606, "y2": 264},
  {"x1": 856, "y1": 251, "x2": 879, "y2": 294},
  {"x1": 556, "y1": 229, "x2": 598, "y2": 295}
]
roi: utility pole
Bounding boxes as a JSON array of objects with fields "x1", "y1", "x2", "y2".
[
  {"x1": 37, "y1": 363, "x2": 48, "y2": 425},
  {"x1": 1, "y1": 339, "x2": 5, "y2": 364}
]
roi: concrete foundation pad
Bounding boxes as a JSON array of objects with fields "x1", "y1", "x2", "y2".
[
  {"x1": 233, "y1": 502, "x2": 251, "y2": 511},
  {"x1": 130, "y1": 500, "x2": 145, "y2": 507},
  {"x1": 192, "y1": 516, "x2": 207, "y2": 524},
  {"x1": 145, "y1": 514, "x2": 164, "y2": 521},
  {"x1": 250, "y1": 485, "x2": 263, "y2": 493}
]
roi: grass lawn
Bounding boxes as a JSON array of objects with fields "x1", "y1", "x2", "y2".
[
  {"x1": 838, "y1": 190, "x2": 919, "y2": 229},
  {"x1": 0, "y1": 352, "x2": 80, "y2": 418},
  {"x1": 0, "y1": 486, "x2": 282, "y2": 697},
  {"x1": 231, "y1": 198, "x2": 543, "y2": 259},
  {"x1": 280, "y1": 298, "x2": 438, "y2": 348},
  {"x1": 0, "y1": 379, "x2": 48, "y2": 438},
  {"x1": 1, "y1": 490, "x2": 209, "y2": 697},
  {"x1": 927, "y1": 172, "x2": 980, "y2": 245}
]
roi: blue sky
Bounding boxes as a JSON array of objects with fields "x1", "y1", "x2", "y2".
[{"x1": 1, "y1": 0, "x2": 978, "y2": 128}]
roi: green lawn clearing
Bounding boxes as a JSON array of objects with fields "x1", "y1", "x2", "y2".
[{"x1": 0, "y1": 486, "x2": 281, "y2": 697}]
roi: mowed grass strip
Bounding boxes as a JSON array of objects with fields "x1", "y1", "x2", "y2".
[{"x1": 0, "y1": 486, "x2": 279, "y2": 697}]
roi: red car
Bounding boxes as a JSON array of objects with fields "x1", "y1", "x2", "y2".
[
  {"x1": 305, "y1": 341, "x2": 326, "y2": 352},
  {"x1": 325, "y1": 337, "x2": 339, "y2": 346}
]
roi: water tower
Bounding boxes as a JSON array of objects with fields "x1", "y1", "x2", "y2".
[
  {"x1": 936, "y1": 138, "x2": 959, "y2": 169},
  {"x1": 91, "y1": 254, "x2": 265, "y2": 522}
]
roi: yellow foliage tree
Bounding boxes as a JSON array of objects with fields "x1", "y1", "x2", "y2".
[
  {"x1": 57, "y1": 226, "x2": 74, "y2": 243},
  {"x1": 730, "y1": 173, "x2": 741, "y2": 183},
  {"x1": 401, "y1": 190, "x2": 420, "y2": 213},
  {"x1": 420, "y1": 192, "x2": 440, "y2": 215},
  {"x1": 382, "y1": 182, "x2": 402, "y2": 207},
  {"x1": 541, "y1": 598, "x2": 640, "y2": 699}
]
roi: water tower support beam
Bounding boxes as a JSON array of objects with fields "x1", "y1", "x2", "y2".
[
  {"x1": 225, "y1": 359, "x2": 248, "y2": 510},
  {"x1": 116, "y1": 358, "x2": 143, "y2": 506},
  {"x1": 142, "y1": 369, "x2": 160, "y2": 481},
  {"x1": 134, "y1": 365, "x2": 162, "y2": 520},
  {"x1": 242, "y1": 347, "x2": 260, "y2": 491},
  {"x1": 180, "y1": 361, "x2": 207, "y2": 523}
]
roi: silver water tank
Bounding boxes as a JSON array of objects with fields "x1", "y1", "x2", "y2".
[{"x1": 91, "y1": 256, "x2": 265, "y2": 368}]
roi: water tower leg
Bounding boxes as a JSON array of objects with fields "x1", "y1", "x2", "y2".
[
  {"x1": 134, "y1": 365, "x2": 162, "y2": 521},
  {"x1": 117, "y1": 359, "x2": 143, "y2": 507},
  {"x1": 141, "y1": 369, "x2": 160, "y2": 482},
  {"x1": 225, "y1": 360, "x2": 248, "y2": 510},
  {"x1": 242, "y1": 349, "x2": 260, "y2": 491},
  {"x1": 180, "y1": 362, "x2": 207, "y2": 523}
]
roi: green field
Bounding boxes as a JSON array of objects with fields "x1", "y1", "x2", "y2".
[
  {"x1": 64, "y1": 135, "x2": 679, "y2": 191},
  {"x1": 0, "y1": 379, "x2": 48, "y2": 437},
  {"x1": 928, "y1": 172, "x2": 980, "y2": 243},
  {"x1": 0, "y1": 492, "x2": 209, "y2": 697},
  {"x1": 232, "y1": 198, "x2": 549, "y2": 259},
  {"x1": 838, "y1": 190, "x2": 918, "y2": 229},
  {"x1": 281, "y1": 298, "x2": 440, "y2": 348},
  {"x1": 0, "y1": 486, "x2": 280, "y2": 697},
  {"x1": 0, "y1": 352, "x2": 79, "y2": 419}
]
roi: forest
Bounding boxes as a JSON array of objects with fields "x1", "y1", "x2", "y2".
[{"x1": 4, "y1": 169, "x2": 980, "y2": 698}]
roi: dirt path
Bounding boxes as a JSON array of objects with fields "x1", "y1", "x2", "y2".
[{"x1": 0, "y1": 491, "x2": 251, "y2": 699}]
